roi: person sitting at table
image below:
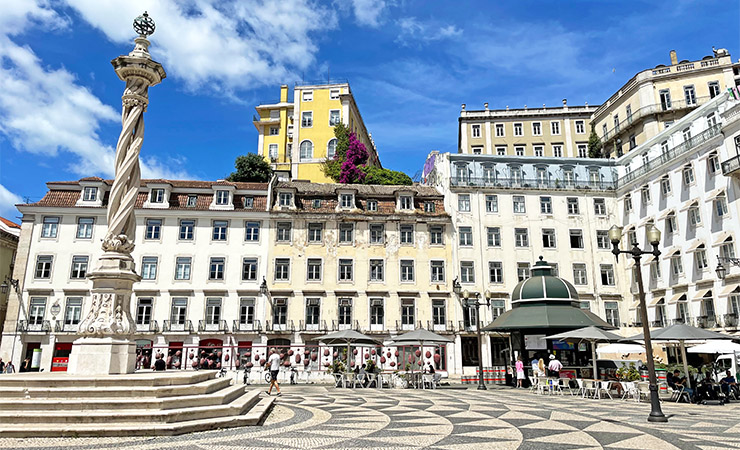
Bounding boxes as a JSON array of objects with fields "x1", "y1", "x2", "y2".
[
  {"x1": 537, "y1": 358, "x2": 546, "y2": 377},
  {"x1": 720, "y1": 370, "x2": 737, "y2": 397},
  {"x1": 697, "y1": 376, "x2": 719, "y2": 401},
  {"x1": 602, "y1": 371, "x2": 624, "y2": 397},
  {"x1": 671, "y1": 370, "x2": 694, "y2": 401},
  {"x1": 425, "y1": 363, "x2": 435, "y2": 374},
  {"x1": 358, "y1": 364, "x2": 368, "y2": 386}
]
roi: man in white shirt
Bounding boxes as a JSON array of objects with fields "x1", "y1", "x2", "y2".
[
  {"x1": 265, "y1": 348, "x2": 282, "y2": 396},
  {"x1": 548, "y1": 354, "x2": 563, "y2": 378}
]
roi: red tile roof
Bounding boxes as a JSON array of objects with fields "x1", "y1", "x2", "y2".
[{"x1": 0, "y1": 217, "x2": 20, "y2": 228}]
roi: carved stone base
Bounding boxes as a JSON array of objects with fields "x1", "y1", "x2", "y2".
[{"x1": 67, "y1": 337, "x2": 136, "y2": 375}]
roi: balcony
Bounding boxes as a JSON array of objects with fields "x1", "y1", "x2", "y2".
[
  {"x1": 396, "y1": 320, "x2": 419, "y2": 332},
  {"x1": 299, "y1": 320, "x2": 328, "y2": 332},
  {"x1": 450, "y1": 177, "x2": 616, "y2": 192},
  {"x1": 459, "y1": 320, "x2": 477, "y2": 332},
  {"x1": 695, "y1": 316, "x2": 719, "y2": 329},
  {"x1": 722, "y1": 154, "x2": 740, "y2": 177},
  {"x1": 162, "y1": 320, "x2": 193, "y2": 333},
  {"x1": 135, "y1": 321, "x2": 159, "y2": 333},
  {"x1": 198, "y1": 320, "x2": 228, "y2": 333},
  {"x1": 232, "y1": 320, "x2": 262, "y2": 333},
  {"x1": 54, "y1": 321, "x2": 80, "y2": 333},
  {"x1": 18, "y1": 320, "x2": 50, "y2": 333},
  {"x1": 265, "y1": 320, "x2": 295, "y2": 333},
  {"x1": 427, "y1": 320, "x2": 455, "y2": 333},
  {"x1": 723, "y1": 314, "x2": 738, "y2": 328},
  {"x1": 617, "y1": 124, "x2": 722, "y2": 188}
]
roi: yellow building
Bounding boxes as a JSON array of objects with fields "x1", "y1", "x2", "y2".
[
  {"x1": 592, "y1": 48, "x2": 740, "y2": 156},
  {"x1": 458, "y1": 100, "x2": 596, "y2": 158},
  {"x1": 253, "y1": 83, "x2": 381, "y2": 183}
]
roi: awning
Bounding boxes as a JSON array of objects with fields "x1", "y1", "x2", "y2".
[
  {"x1": 713, "y1": 231, "x2": 734, "y2": 247},
  {"x1": 706, "y1": 188, "x2": 726, "y2": 201},
  {"x1": 658, "y1": 209, "x2": 675, "y2": 220},
  {"x1": 680, "y1": 199, "x2": 698, "y2": 212},
  {"x1": 623, "y1": 224, "x2": 635, "y2": 233},
  {"x1": 483, "y1": 303, "x2": 616, "y2": 331},
  {"x1": 639, "y1": 217, "x2": 654, "y2": 227},
  {"x1": 668, "y1": 292, "x2": 687, "y2": 304},
  {"x1": 692, "y1": 289, "x2": 712, "y2": 302},
  {"x1": 649, "y1": 296, "x2": 665, "y2": 306},
  {"x1": 662, "y1": 246, "x2": 681, "y2": 259},
  {"x1": 625, "y1": 259, "x2": 635, "y2": 269},
  {"x1": 719, "y1": 284, "x2": 740, "y2": 297},
  {"x1": 642, "y1": 254, "x2": 656, "y2": 265},
  {"x1": 686, "y1": 240, "x2": 706, "y2": 253}
]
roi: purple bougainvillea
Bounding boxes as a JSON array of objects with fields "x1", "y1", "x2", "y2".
[{"x1": 338, "y1": 132, "x2": 369, "y2": 184}]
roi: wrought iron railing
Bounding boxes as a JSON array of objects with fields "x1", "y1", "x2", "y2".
[
  {"x1": 232, "y1": 320, "x2": 261, "y2": 332},
  {"x1": 162, "y1": 320, "x2": 193, "y2": 332},
  {"x1": 450, "y1": 177, "x2": 616, "y2": 191},
  {"x1": 18, "y1": 320, "x2": 50, "y2": 333},
  {"x1": 722, "y1": 154, "x2": 740, "y2": 176},
  {"x1": 135, "y1": 321, "x2": 159, "y2": 333}
]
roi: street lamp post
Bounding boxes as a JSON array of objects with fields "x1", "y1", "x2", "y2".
[
  {"x1": 715, "y1": 257, "x2": 740, "y2": 280},
  {"x1": 609, "y1": 224, "x2": 667, "y2": 423},
  {"x1": 453, "y1": 278, "x2": 491, "y2": 391}
]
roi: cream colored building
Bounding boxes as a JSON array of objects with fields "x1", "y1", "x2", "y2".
[
  {"x1": 459, "y1": 100, "x2": 596, "y2": 158},
  {"x1": 253, "y1": 83, "x2": 381, "y2": 183},
  {"x1": 0, "y1": 217, "x2": 20, "y2": 335},
  {"x1": 592, "y1": 48, "x2": 740, "y2": 157}
]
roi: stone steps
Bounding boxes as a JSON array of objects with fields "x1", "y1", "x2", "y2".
[{"x1": 0, "y1": 371, "x2": 213, "y2": 388}]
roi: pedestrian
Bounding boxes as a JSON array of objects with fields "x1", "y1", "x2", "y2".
[
  {"x1": 21, "y1": 357, "x2": 30, "y2": 372},
  {"x1": 0, "y1": 358, "x2": 5, "y2": 374},
  {"x1": 548, "y1": 354, "x2": 562, "y2": 378},
  {"x1": 5, "y1": 361, "x2": 14, "y2": 374},
  {"x1": 153, "y1": 354, "x2": 166, "y2": 371},
  {"x1": 515, "y1": 356, "x2": 525, "y2": 388},
  {"x1": 265, "y1": 348, "x2": 282, "y2": 397},
  {"x1": 537, "y1": 358, "x2": 546, "y2": 377}
]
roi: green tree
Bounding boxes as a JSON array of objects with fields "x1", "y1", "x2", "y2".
[
  {"x1": 361, "y1": 166, "x2": 413, "y2": 185},
  {"x1": 321, "y1": 123, "x2": 350, "y2": 181},
  {"x1": 587, "y1": 126, "x2": 603, "y2": 159},
  {"x1": 226, "y1": 152, "x2": 273, "y2": 182}
]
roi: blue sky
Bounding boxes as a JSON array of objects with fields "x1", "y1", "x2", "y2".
[{"x1": 0, "y1": 0, "x2": 737, "y2": 220}]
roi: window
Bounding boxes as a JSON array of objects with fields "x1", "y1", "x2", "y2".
[
  {"x1": 540, "y1": 196, "x2": 552, "y2": 214},
  {"x1": 76, "y1": 217, "x2": 94, "y2": 239},
  {"x1": 688, "y1": 206, "x2": 702, "y2": 227},
  {"x1": 577, "y1": 144, "x2": 587, "y2": 158},
  {"x1": 70, "y1": 255, "x2": 88, "y2": 279},
  {"x1": 273, "y1": 299, "x2": 287, "y2": 326},
  {"x1": 268, "y1": 144, "x2": 278, "y2": 160},
  {"x1": 487, "y1": 227, "x2": 501, "y2": 247},
  {"x1": 370, "y1": 298, "x2": 384, "y2": 326},
  {"x1": 533, "y1": 145, "x2": 543, "y2": 157},
  {"x1": 172, "y1": 220, "x2": 193, "y2": 242},
  {"x1": 339, "y1": 223, "x2": 354, "y2": 243},
  {"x1": 458, "y1": 194, "x2": 471, "y2": 212},
  {"x1": 299, "y1": 140, "x2": 313, "y2": 160},
  {"x1": 400, "y1": 260, "x2": 415, "y2": 282},
  {"x1": 338, "y1": 259, "x2": 353, "y2": 281},
  {"x1": 145, "y1": 219, "x2": 161, "y2": 240},
  {"x1": 399, "y1": 195, "x2": 413, "y2": 210},
  {"x1": 569, "y1": 229, "x2": 584, "y2": 249},
  {"x1": 187, "y1": 195, "x2": 197, "y2": 207},
  {"x1": 730, "y1": 295, "x2": 740, "y2": 316},
  {"x1": 490, "y1": 300, "x2": 506, "y2": 320},
  {"x1": 650, "y1": 260, "x2": 662, "y2": 281},
  {"x1": 695, "y1": 249, "x2": 708, "y2": 271},
  {"x1": 150, "y1": 188, "x2": 165, "y2": 203},
  {"x1": 141, "y1": 256, "x2": 158, "y2": 280},
  {"x1": 573, "y1": 263, "x2": 587, "y2": 285},
  {"x1": 269, "y1": 126, "x2": 279, "y2": 136},
  {"x1": 472, "y1": 146, "x2": 482, "y2": 155},
  {"x1": 338, "y1": 298, "x2": 352, "y2": 326},
  {"x1": 240, "y1": 298, "x2": 255, "y2": 326},
  {"x1": 279, "y1": 193, "x2": 294, "y2": 208},
  {"x1": 471, "y1": 124, "x2": 481, "y2": 137},
  {"x1": 29, "y1": 298, "x2": 46, "y2": 325},
  {"x1": 35, "y1": 255, "x2": 53, "y2": 279},
  {"x1": 327, "y1": 139, "x2": 337, "y2": 159},
  {"x1": 660, "y1": 176, "x2": 671, "y2": 196},
  {"x1": 550, "y1": 121, "x2": 560, "y2": 135},
  {"x1": 542, "y1": 229, "x2": 556, "y2": 248},
  {"x1": 459, "y1": 226, "x2": 473, "y2": 246},
  {"x1": 567, "y1": 197, "x2": 579, "y2": 215},
  {"x1": 311, "y1": 199, "x2": 321, "y2": 209},
  {"x1": 305, "y1": 298, "x2": 320, "y2": 327},
  {"x1": 367, "y1": 200, "x2": 378, "y2": 212},
  {"x1": 683, "y1": 165, "x2": 695, "y2": 185},
  {"x1": 330, "y1": 89, "x2": 340, "y2": 100},
  {"x1": 274, "y1": 258, "x2": 290, "y2": 281},
  {"x1": 629, "y1": 134, "x2": 637, "y2": 150},
  {"x1": 708, "y1": 152, "x2": 720, "y2": 174},
  {"x1": 302, "y1": 90, "x2": 313, "y2": 101},
  {"x1": 485, "y1": 195, "x2": 498, "y2": 213},
  {"x1": 460, "y1": 261, "x2": 475, "y2": 283},
  {"x1": 641, "y1": 186, "x2": 651, "y2": 204},
  {"x1": 276, "y1": 222, "x2": 291, "y2": 242},
  {"x1": 720, "y1": 242, "x2": 736, "y2": 261},
  {"x1": 716, "y1": 195, "x2": 729, "y2": 217},
  {"x1": 215, "y1": 190, "x2": 229, "y2": 205},
  {"x1": 431, "y1": 260, "x2": 445, "y2": 282},
  {"x1": 41, "y1": 216, "x2": 59, "y2": 238},
  {"x1": 369, "y1": 223, "x2": 385, "y2": 244},
  {"x1": 613, "y1": 115, "x2": 620, "y2": 133},
  {"x1": 624, "y1": 195, "x2": 633, "y2": 212},
  {"x1": 594, "y1": 198, "x2": 606, "y2": 215},
  {"x1": 301, "y1": 111, "x2": 313, "y2": 127},
  {"x1": 600, "y1": 264, "x2": 615, "y2": 285},
  {"x1": 532, "y1": 122, "x2": 541, "y2": 136},
  {"x1": 514, "y1": 122, "x2": 523, "y2": 136},
  {"x1": 136, "y1": 298, "x2": 153, "y2": 325},
  {"x1": 400, "y1": 224, "x2": 414, "y2": 244},
  {"x1": 670, "y1": 255, "x2": 684, "y2": 277},
  {"x1": 338, "y1": 193, "x2": 353, "y2": 209},
  {"x1": 424, "y1": 201, "x2": 436, "y2": 213},
  {"x1": 660, "y1": 89, "x2": 672, "y2": 110},
  {"x1": 432, "y1": 299, "x2": 446, "y2": 326},
  {"x1": 684, "y1": 85, "x2": 696, "y2": 105},
  {"x1": 489, "y1": 262, "x2": 503, "y2": 283},
  {"x1": 430, "y1": 225, "x2": 444, "y2": 245},
  {"x1": 175, "y1": 256, "x2": 192, "y2": 280},
  {"x1": 209, "y1": 257, "x2": 225, "y2": 280},
  {"x1": 575, "y1": 120, "x2": 585, "y2": 134},
  {"x1": 514, "y1": 228, "x2": 529, "y2": 247},
  {"x1": 306, "y1": 258, "x2": 322, "y2": 281},
  {"x1": 596, "y1": 230, "x2": 610, "y2": 249},
  {"x1": 401, "y1": 299, "x2": 415, "y2": 326},
  {"x1": 82, "y1": 186, "x2": 97, "y2": 201},
  {"x1": 307, "y1": 222, "x2": 323, "y2": 243},
  {"x1": 498, "y1": 146, "x2": 507, "y2": 156},
  {"x1": 240, "y1": 221, "x2": 259, "y2": 242},
  {"x1": 237, "y1": 257, "x2": 256, "y2": 281},
  {"x1": 513, "y1": 196, "x2": 526, "y2": 213},
  {"x1": 604, "y1": 302, "x2": 620, "y2": 327},
  {"x1": 171, "y1": 298, "x2": 188, "y2": 325},
  {"x1": 627, "y1": 230, "x2": 637, "y2": 246},
  {"x1": 666, "y1": 213, "x2": 677, "y2": 234},
  {"x1": 495, "y1": 123, "x2": 505, "y2": 137},
  {"x1": 329, "y1": 110, "x2": 340, "y2": 126},
  {"x1": 369, "y1": 259, "x2": 384, "y2": 281},
  {"x1": 205, "y1": 298, "x2": 222, "y2": 325},
  {"x1": 212, "y1": 220, "x2": 228, "y2": 240},
  {"x1": 517, "y1": 262, "x2": 530, "y2": 281},
  {"x1": 602, "y1": 124, "x2": 608, "y2": 138}
]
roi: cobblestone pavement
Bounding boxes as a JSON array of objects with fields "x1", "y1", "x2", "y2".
[{"x1": 1, "y1": 385, "x2": 739, "y2": 449}]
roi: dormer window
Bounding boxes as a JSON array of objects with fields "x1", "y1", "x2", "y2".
[
  {"x1": 424, "y1": 201, "x2": 435, "y2": 213},
  {"x1": 82, "y1": 187, "x2": 97, "y2": 202},
  {"x1": 399, "y1": 195, "x2": 413, "y2": 210},
  {"x1": 367, "y1": 200, "x2": 378, "y2": 212},
  {"x1": 312, "y1": 199, "x2": 321, "y2": 209},
  {"x1": 150, "y1": 189, "x2": 165, "y2": 203},
  {"x1": 215, "y1": 190, "x2": 230, "y2": 205},
  {"x1": 186, "y1": 195, "x2": 197, "y2": 207},
  {"x1": 279, "y1": 192, "x2": 293, "y2": 207},
  {"x1": 339, "y1": 194, "x2": 354, "y2": 209},
  {"x1": 243, "y1": 197, "x2": 254, "y2": 208}
]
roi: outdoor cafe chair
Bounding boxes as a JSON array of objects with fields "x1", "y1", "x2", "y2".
[
  {"x1": 529, "y1": 376, "x2": 539, "y2": 394},
  {"x1": 352, "y1": 373, "x2": 366, "y2": 388},
  {"x1": 332, "y1": 373, "x2": 345, "y2": 388},
  {"x1": 620, "y1": 382, "x2": 639, "y2": 401},
  {"x1": 366, "y1": 373, "x2": 378, "y2": 388},
  {"x1": 558, "y1": 378, "x2": 573, "y2": 395},
  {"x1": 636, "y1": 382, "x2": 651, "y2": 402},
  {"x1": 581, "y1": 379, "x2": 597, "y2": 398},
  {"x1": 594, "y1": 380, "x2": 613, "y2": 399},
  {"x1": 536, "y1": 376, "x2": 551, "y2": 395},
  {"x1": 421, "y1": 374, "x2": 436, "y2": 389}
]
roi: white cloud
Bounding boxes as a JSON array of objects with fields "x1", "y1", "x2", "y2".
[
  {"x1": 0, "y1": 184, "x2": 22, "y2": 219},
  {"x1": 351, "y1": 0, "x2": 387, "y2": 27},
  {"x1": 396, "y1": 17, "x2": 463, "y2": 46},
  {"x1": 65, "y1": 0, "x2": 337, "y2": 93}
]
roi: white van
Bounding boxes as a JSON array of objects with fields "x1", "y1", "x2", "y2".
[{"x1": 714, "y1": 352, "x2": 740, "y2": 381}]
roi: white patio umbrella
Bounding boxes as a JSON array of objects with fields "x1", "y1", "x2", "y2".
[
  {"x1": 687, "y1": 340, "x2": 740, "y2": 354},
  {"x1": 546, "y1": 326, "x2": 626, "y2": 379},
  {"x1": 390, "y1": 329, "x2": 453, "y2": 375},
  {"x1": 596, "y1": 343, "x2": 646, "y2": 355},
  {"x1": 317, "y1": 330, "x2": 381, "y2": 371}
]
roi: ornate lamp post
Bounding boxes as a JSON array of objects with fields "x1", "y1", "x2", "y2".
[
  {"x1": 609, "y1": 224, "x2": 667, "y2": 423},
  {"x1": 453, "y1": 277, "x2": 491, "y2": 390},
  {"x1": 67, "y1": 12, "x2": 166, "y2": 375},
  {"x1": 715, "y1": 258, "x2": 740, "y2": 280}
]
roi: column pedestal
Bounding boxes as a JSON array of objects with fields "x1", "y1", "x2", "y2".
[{"x1": 68, "y1": 337, "x2": 136, "y2": 375}]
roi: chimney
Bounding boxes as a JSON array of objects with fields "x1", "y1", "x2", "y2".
[
  {"x1": 461, "y1": 103, "x2": 466, "y2": 111},
  {"x1": 484, "y1": 102, "x2": 489, "y2": 111},
  {"x1": 506, "y1": 106, "x2": 509, "y2": 111},
  {"x1": 585, "y1": 102, "x2": 588, "y2": 107},
  {"x1": 524, "y1": 104, "x2": 527, "y2": 111},
  {"x1": 669, "y1": 50, "x2": 678, "y2": 65},
  {"x1": 562, "y1": 99, "x2": 568, "y2": 111},
  {"x1": 280, "y1": 84, "x2": 289, "y2": 102}
]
